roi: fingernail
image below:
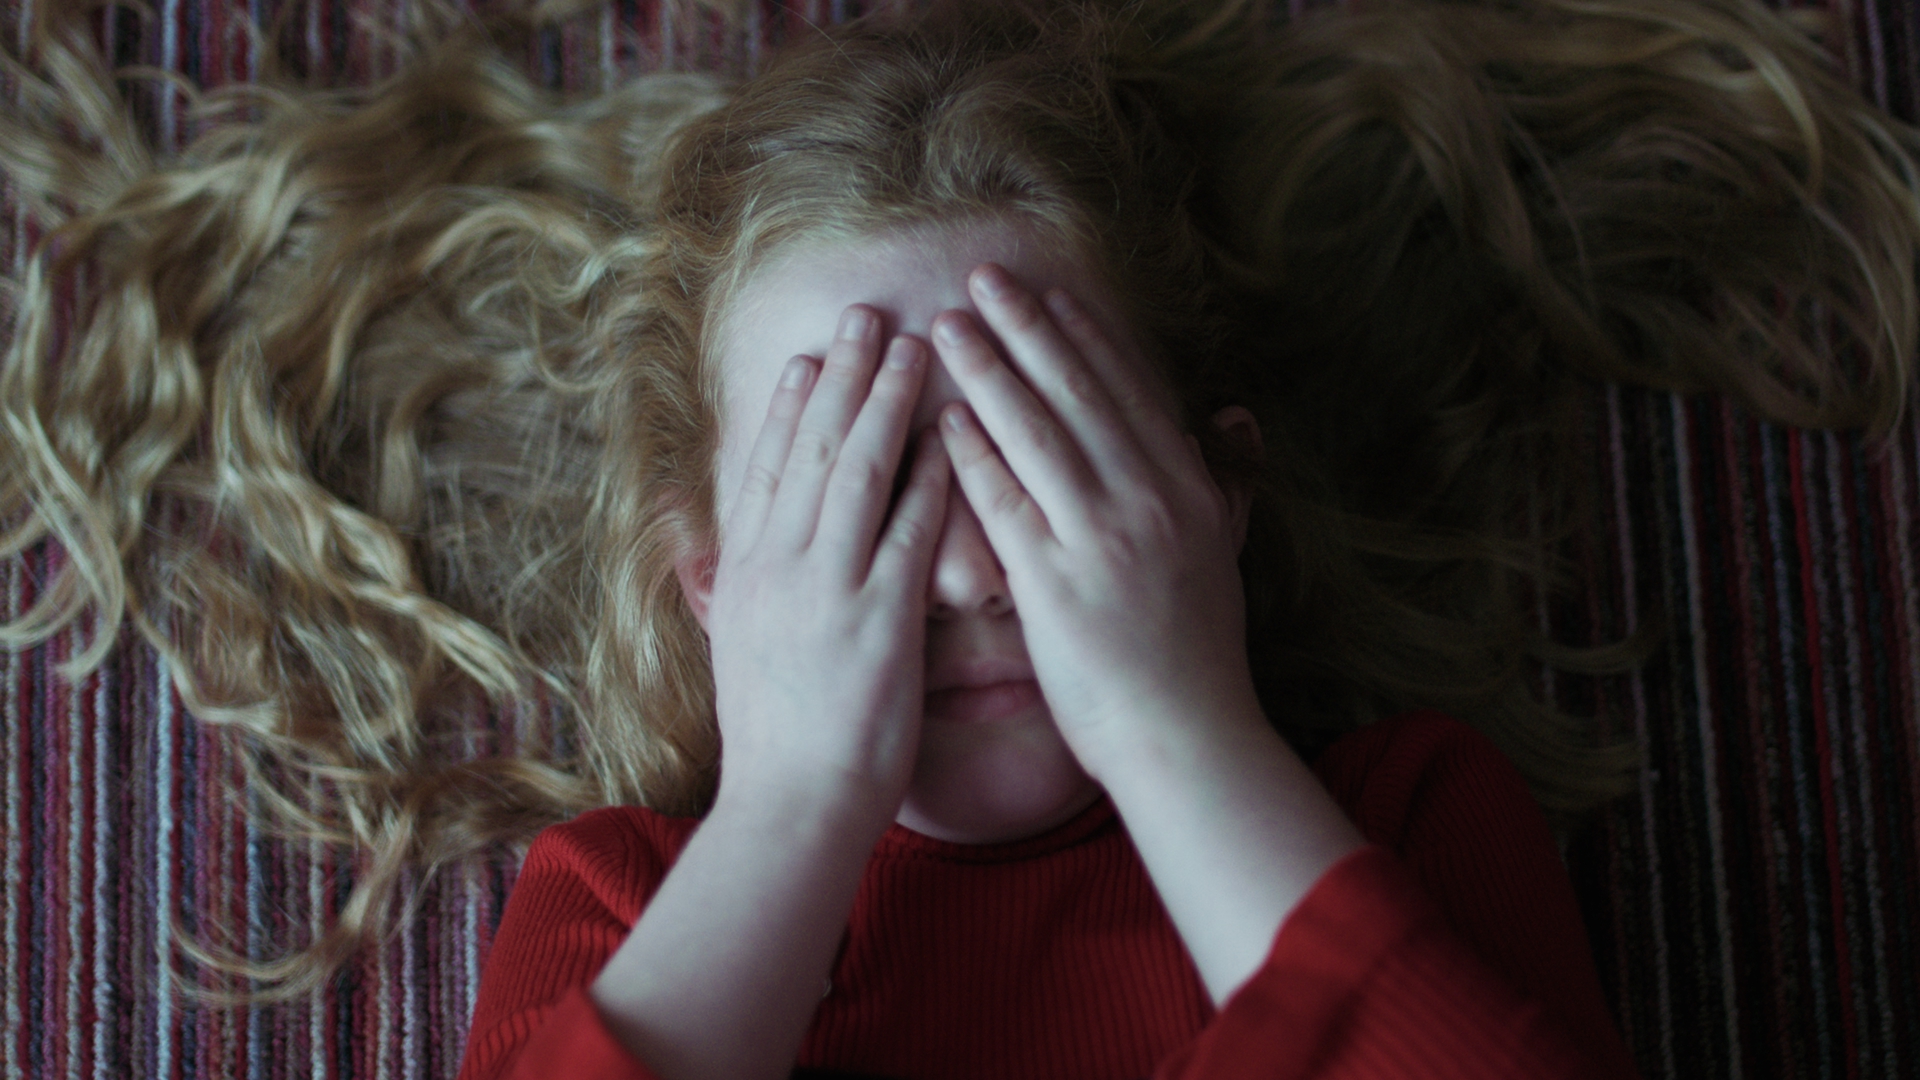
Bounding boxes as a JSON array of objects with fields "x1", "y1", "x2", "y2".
[
  {"x1": 972, "y1": 265, "x2": 1012, "y2": 299},
  {"x1": 944, "y1": 406, "x2": 968, "y2": 432},
  {"x1": 839, "y1": 307, "x2": 873, "y2": 341},
  {"x1": 935, "y1": 316, "x2": 967, "y2": 346},
  {"x1": 782, "y1": 356, "x2": 812, "y2": 388},
  {"x1": 1044, "y1": 290, "x2": 1076, "y2": 320},
  {"x1": 885, "y1": 337, "x2": 920, "y2": 370}
]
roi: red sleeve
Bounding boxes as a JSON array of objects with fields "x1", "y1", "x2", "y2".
[
  {"x1": 1155, "y1": 709, "x2": 1641, "y2": 1080},
  {"x1": 455, "y1": 807, "x2": 697, "y2": 1080}
]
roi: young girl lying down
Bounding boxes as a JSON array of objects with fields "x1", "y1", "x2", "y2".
[{"x1": 4, "y1": 0, "x2": 1916, "y2": 1077}]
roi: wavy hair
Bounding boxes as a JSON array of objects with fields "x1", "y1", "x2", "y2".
[{"x1": 3, "y1": 0, "x2": 1915, "y2": 1004}]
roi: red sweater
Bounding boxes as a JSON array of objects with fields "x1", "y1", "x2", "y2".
[{"x1": 456, "y1": 710, "x2": 1642, "y2": 1079}]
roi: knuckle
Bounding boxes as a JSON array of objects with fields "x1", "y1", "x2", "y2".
[
  {"x1": 828, "y1": 330, "x2": 877, "y2": 366},
  {"x1": 948, "y1": 426, "x2": 983, "y2": 461},
  {"x1": 1139, "y1": 499, "x2": 1183, "y2": 545},
  {"x1": 790, "y1": 430, "x2": 837, "y2": 469},
  {"x1": 881, "y1": 365, "x2": 921, "y2": 402},
  {"x1": 1112, "y1": 382, "x2": 1150, "y2": 415},
  {"x1": 1104, "y1": 496, "x2": 1167, "y2": 548},
  {"x1": 772, "y1": 383, "x2": 809, "y2": 413},
  {"x1": 1002, "y1": 293, "x2": 1046, "y2": 333},
  {"x1": 1059, "y1": 367, "x2": 1102, "y2": 410},
  {"x1": 828, "y1": 457, "x2": 888, "y2": 499},
  {"x1": 812, "y1": 359, "x2": 862, "y2": 398},
  {"x1": 936, "y1": 434, "x2": 970, "y2": 470},
  {"x1": 1048, "y1": 291, "x2": 1085, "y2": 325},
  {"x1": 954, "y1": 347, "x2": 996, "y2": 378},
  {"x1": 824, "y1": 346, "x2": 865, "y2": 373},
  {"x1": 1094, "y1": 535, "x2": 1139, "y2": 574},
  {"x1": 990, "y1": 483, "x2": 1028, "y2": 519},
  {"x1": 888, "y1": 514, "x2": 931, "y2": 551},
  {"x1": 1201, "y1": 478, "x2": 1230, "y2": 520},
  {"x1": 737, "y1": 462, "x2": 781, "y2": 501},
  {"x1": 1017, "y1": 410, "x2": 1055, "y2": 452}
]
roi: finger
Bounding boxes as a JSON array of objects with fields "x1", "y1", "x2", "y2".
[
  {"x1": 964, "y1": 264, "x2": 1149, "y2": 488},
  {"x1": 765, "y1": 304, "x2": 885, "y2": 549},
  {"x1": 725, "y1": 353, "x2": 817, "y2": 550},
  {"x1": 930, "y1": 306, "x2": 1088, "y2": 536},
  {"x1": 869, "y1": 423, "x2": 953, "y2": 587},
  {"x1": 936, "y1": 399, "x2": 1051, "y2": 572},
  {"x1": 1039, "y1": 284, "x2": 1192, "y2": 468},
  {"x1": 815, "y1": 333, "x2": 932, "y2": 578}
]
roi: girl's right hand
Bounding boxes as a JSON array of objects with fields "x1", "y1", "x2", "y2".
[
  {"x1": 589, "y1": 325, "x2": 947, "y2": 1077},
  {"x1": 704, "y1": 304, "x2": 952, "y2": 819}
]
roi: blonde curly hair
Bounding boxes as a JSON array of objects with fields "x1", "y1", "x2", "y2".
[{"x1": 3, "y1": 0, "x2": 1915, "y2": 1003}]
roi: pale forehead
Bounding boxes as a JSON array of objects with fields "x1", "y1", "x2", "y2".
[
  {"x1": 712, "y1": 216, "x2": 1133, "y2": 426},
  {"x1": 704, "y1": 216, "x2": 1157, "y2": 531}
]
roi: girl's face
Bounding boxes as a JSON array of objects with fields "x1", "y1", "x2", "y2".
[{"x1": 678, "y1": 214, "x2": 1252, "y2": 844}]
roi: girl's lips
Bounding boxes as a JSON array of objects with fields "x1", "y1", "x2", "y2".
[{"x1": 924, "y1": 679, "x2": 1043, "y2": 723}]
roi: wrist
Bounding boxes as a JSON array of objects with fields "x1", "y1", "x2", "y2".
[
  {"x1": 1069, "y1": 682, "x2": 1272, "y2": 792},
  {"x1": 591, "y1": 767, "x2": 893, "y2": 1080},
  {"x1": 710, "y1": 763, "x2": 901, "y2": 848},
  {"x1": 1086, "y1": 693, "x2": 1366, "y2": 1006}
]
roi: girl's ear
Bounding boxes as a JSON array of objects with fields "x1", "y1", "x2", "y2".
[
  {"x1": 675, "y1": 548, "x2": 718, "y2": 632},
  {"x1": 1210, "y1": 405, "x2": 1263, "y2": 556}
]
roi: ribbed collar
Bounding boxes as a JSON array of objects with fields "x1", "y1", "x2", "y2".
[{"x1": 870, "y1": 793, "x2": 1121, "y2": 864}]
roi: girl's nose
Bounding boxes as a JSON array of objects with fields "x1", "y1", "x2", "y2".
[{"x1": 925, "y1": 480, "x2": 1014, "y2": 620}]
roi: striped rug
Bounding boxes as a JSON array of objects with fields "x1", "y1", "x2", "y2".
[{"x1": 3, "y1": 2, "x2": 1917, "y2": 1078}]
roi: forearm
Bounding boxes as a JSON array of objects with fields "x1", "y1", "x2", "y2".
[
  {"x1": 587, "y1": 782, "x2": 892, "y2": 1080},
  {"x1": 1089, "y1": 688, "x2": 1366, "y2": 1007}
]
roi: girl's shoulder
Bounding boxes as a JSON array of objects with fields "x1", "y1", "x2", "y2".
[
  {"x1": 516, "y1": 804, "x2": 704, "y2": 923},
  {"x1": 1310, "y1": 709, "x2": 1541, "y2": 849}
]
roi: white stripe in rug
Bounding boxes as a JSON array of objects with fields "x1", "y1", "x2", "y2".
[
  {"x1": 1823, "y1": 430, "x2": 1897, "y2": 1071},
  {"x1": 310, "y1": 792, "x2": 327, "y2": 1080},
  {"x1": 154, "y1": 656, "x2": 176, "y2": 1080},
  {"x1": 4, "y1": 487, "x2": 24, "y2": 1080},
  {"x1": 1667, "y1": 393, "x2": 1742, "y2": 1075},
  {"x1": 92, "y1": 650, "x2": 111, "y2": 1080},
  {"x1": 66, "y1": 640, "x2": 84, "y2": 1080},
  {"x1": 1610, "y1": 384, "x2": 1674, "y2": 1077}
]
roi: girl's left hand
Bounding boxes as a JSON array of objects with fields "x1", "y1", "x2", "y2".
[
  {"x1": 930, "y1": 262, "x2": 1258, "y2": 778},
  {"x1": 932, "y1": 265, "x2": 1371, "y2": 1011}
]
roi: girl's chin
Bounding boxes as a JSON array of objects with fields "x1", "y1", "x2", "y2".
[{"x1": 893, "y1": 714, "x2": 1103, "y2": 845}]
